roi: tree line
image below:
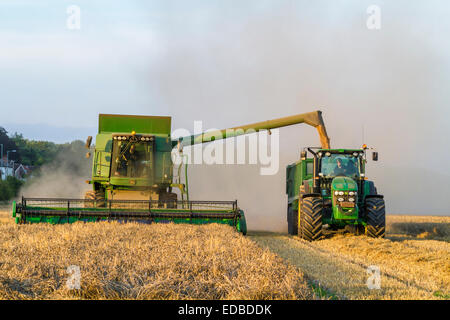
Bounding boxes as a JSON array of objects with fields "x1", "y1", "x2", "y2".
[{"x1": 0, "y1": 127, "x2": 88, "y2": 201}]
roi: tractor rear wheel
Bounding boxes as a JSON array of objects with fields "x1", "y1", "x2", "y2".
[
  {"x1": 299, "y1": 197, "x2": 323, "y2": 241},
  {"x1": 287, "y1": 205, "x2": 298, "y2": 235},
  {"x1": 365, "y1": 197, "x2": 386, "y2": 238}
]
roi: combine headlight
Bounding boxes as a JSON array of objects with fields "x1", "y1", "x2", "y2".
[
  {"x1": 349, "y1": 191, "x2": 355, "y2": 196},
  {"x1": 349, "y1": 198, "x2": 355, "y2": 202},
  {"x1": 338, "y1": 191, "x2": 344, "y2": 196},
  {"x1": 353, "y1": 152, "x2": 358, "y2": 157},
  {"x1": 338, "y1": 198, "x2": 344, "y2": 202},
  {"x1": 334, "y1": 191, "x2": 339, "y2": 196}
]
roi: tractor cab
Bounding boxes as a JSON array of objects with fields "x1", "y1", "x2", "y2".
[{"x1": 317, "y1": 150, "x2": 363, "y2": 179}]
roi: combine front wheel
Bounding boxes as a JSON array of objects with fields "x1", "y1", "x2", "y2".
[
  {"x1": 365, "y1": 197, "x2": 386, "y2": 238},
  {"x1": 299, "y1": 197, "x2": 323, "y2": 241},
  {"x1": 84, "y1": 189, "x2": 105, "y2": 208}
]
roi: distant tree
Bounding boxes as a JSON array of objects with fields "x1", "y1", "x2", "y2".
[
  {"x1": 0, "y1": 128, "x2": 90, "y2": 201},
  {"x1": 0, "y1": 127, "x2": 19, "y2": 161},
  {"x1": 0, "y1": 176, "x2": 23, "y2": 201},
  {"x1": 11, "y1": 133, "x2": 58, "y2": 166}
]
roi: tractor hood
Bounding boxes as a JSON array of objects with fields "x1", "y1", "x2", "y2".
[{"x1": 331, "y1": 176, "x2": 358, "y2": 191}]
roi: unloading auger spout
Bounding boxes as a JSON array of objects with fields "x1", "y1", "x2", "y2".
[{"x1": 174, "y1": 110, "x2": 330, "y2": 150}]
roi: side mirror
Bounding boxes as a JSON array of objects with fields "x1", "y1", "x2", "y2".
[
  {"x1": 372, "y1": 151, "x2": 378, "y2": 161},
  {"x1": 300, "y1": 151, "x2": 307, "y2": 161},
  {"x1": 85, "y1": 136, "x2": 92, "y2": 149}
]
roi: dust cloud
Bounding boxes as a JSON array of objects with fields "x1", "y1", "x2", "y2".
[
  {"x1": 145, "y1": 2, "x2": 450, "y2": 231},
  {"x1": 19, "y1": 141, "x2": 92, "y2": 199}
]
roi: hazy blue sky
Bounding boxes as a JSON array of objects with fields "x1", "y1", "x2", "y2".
[{"x1": 1, "y1": 1, "x2": 449, "y2": 220}]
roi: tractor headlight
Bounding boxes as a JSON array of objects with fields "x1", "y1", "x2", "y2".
[
  {"x1": 334, "y1": 191, "x2": 339, "y2": 196},
  {"x1": 349, "y1": 198, "x2": 355, "y2": 202},
  {"x1": 338, "y1": 191, "x2": 344, "y2": 196},
  {"x1": 338, "y1": 198, "x2": 344, "y2": 202},
  {"x1": 349, "y1": 191, "x2": 355, "y2": 196}
]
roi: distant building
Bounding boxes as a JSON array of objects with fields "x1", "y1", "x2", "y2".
[
  {"x1": 0, "y1": 160, "x2": 33, "y2": 180},
  {"x1": 0, "y1": 163, "x2": 14, "y2": 180},
  {"x1": 14, "y1": 164, "x2": 32, "y2": 180}
]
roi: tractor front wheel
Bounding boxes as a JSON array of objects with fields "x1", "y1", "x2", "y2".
[
  {"x1": 365, "y1": 197, "x2": 386, "y2": 238},
  {"x1": 299, "y1": 197, "x2": 323, "y2": 241},
  {"x1": 287, "y1": 205, "x2": 298, "y2": 235}
]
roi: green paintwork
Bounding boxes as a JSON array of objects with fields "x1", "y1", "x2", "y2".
[
  {"x1": 331, "y1": 176, "x2": 357, "y2": 191},
  {"x1": 99, "y1": 114, "x2": 171, "y2": 135},
  {"x1": 237, "y1": 210, "x2": 247, "y2": 235},
  {"x1": 12, "y1": 200, "x2": 16, "y2": 217},
  {"x1": 331, "y1": 176, "x2": 359, "y2": 220},
  {"x1": 18, "y1": 215, "x2": 239, "y2": 227},
  {"x1": 286, "y1": 158, "x2": 314, "y2": 210},
  {"x1": 12, "y1": 201, "x2": 247, "y2": 233}
]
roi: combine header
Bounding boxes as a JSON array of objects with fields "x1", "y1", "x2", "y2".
[
  {"x1": 13, "y1": 111, "x2": 331, "y2": 234},
  {"x1": 13, "y1": 198, "x2": 244, "y2": 231}
]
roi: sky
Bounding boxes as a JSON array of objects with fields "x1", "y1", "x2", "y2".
[{"x1": 0, "y1": 1, "x2": 449, "y2": 226}]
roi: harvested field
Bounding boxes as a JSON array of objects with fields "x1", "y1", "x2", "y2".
[
  {"x1": 250, "y1": 214, "x2": 450, "y2": 300},
  {"x1": 0, "y1": 208, "x2": 312, "y2": 300},
  {"x1": 1, "y1": 206, "x2": 448, "y2": 300},
  {"x1": 386, "y1": 215, "x2": 450, "y2": 241}
]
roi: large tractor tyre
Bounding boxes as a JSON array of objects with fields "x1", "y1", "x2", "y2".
[
  {"x1": 299, "y1": 197, "x2": 323, "y2": 241},
  {"x1": 287, "y1": 205, "x2": 298, "y2": 235},
  {"x1": 159, "y1": 192, "x2": 178, "y2": 208},
  {"x1": 84, "y1": 189, "x2": 105, "y2": 208},
  {"x1": 365, "y1": 197, "x2": 386, "y2": 238}
]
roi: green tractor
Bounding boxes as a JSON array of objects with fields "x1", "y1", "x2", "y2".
[{"x1": 286, "y1": 147, "x2": 385, "y2": 241}]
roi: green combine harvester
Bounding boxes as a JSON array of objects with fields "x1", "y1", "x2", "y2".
[
  {"x1": 12, "y1": 111, "x2": 328, "y2": 234},
  {"x1": 13, "y1": 114, "x2": 246, "y2": 233}
]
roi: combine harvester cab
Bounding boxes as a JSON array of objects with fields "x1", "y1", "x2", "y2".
[{"x1": 13, "y1": 114, "x2": 247, "y2": 234}]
